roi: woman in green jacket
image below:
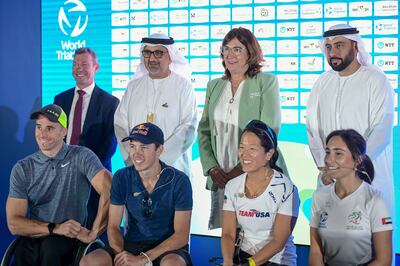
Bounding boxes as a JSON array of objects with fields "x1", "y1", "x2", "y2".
[{"x1": 197, "y1": 27, "x2": 288, "y2": 229}]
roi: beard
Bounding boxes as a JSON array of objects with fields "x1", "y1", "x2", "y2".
[{"x1": 328, "y1": 49, "x2": 356, "y2": 72}]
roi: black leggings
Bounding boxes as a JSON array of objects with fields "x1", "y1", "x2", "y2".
[{"x1": 13, "y1": 235, "x2": 79, "y2": 266}]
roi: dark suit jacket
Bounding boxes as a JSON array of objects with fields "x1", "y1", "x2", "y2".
[{"x1": 54, "y1": 85, "x2": 119, "y2": 171}]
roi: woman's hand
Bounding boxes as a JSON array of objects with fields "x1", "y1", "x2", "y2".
[
  {"x1": 227, "y1": 166, "x2": 244, "y2": 181},
  {"x1": 210, "y1": 167, "x2": 230, "y2": 189}
]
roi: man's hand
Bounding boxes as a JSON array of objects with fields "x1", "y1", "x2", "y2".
[
  {"x1": 318, "y1": 167, "x2": 334, "y2": 185},
  {"x1": 53, "y1": 219, "x2": 82, "y2": 238},
  {"x1": 209, "y1": 167, "x2": 229, "y2": 189},
  {"x1": 76, "y1": 227, "x2": 97, "y2": 244},
  {"x1": 114, "y1": 251, "x2": 148, "y2": 266}
]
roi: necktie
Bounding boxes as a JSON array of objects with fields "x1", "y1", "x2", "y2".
[{"x1": 70, "y1": 90, "x2": 85, "y2": 145}]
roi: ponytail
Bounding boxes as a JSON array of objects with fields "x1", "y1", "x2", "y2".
[{"x1": 357, "y1": 155, "x2": 374, "y2": 184}]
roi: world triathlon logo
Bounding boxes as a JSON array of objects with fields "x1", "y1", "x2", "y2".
[{"x1": 58, "y1": 0, "x2": 88, "y2": 37}]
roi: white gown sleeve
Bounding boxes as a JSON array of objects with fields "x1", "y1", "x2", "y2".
[
  {"x1": 364, "y1": 74, "x2": 394, "y2": 160},
  {"x1": 160, "y1": 81, "x2": 198, "y2": 164},
  {"x1": 114, "y1": 81, "x2": 134, "y2": 166},
  {"x1": 306, "y1": 77, "x2": 326, "y2": 168}
]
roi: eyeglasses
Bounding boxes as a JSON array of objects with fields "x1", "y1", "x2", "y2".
[
  {"x1": 245, "y1": 120, "x2": 276, "y2": 147},
  {"x1": 142, "y1": 196, "x2": 153, "y2": 218},
  {"x1": 141, "y1": 50, "x2": 167, "y2": 58},
  {"x1": 220, "y1": 46, "x2": 245, "y2": 56}
]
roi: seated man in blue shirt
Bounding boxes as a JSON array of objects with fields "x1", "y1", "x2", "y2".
[
  {"x1": 80, "y1": 122, "x2": 193, "y2": 266},
  {"x1": 6, "y1": 104, "x2": 112, "y2": 266}
]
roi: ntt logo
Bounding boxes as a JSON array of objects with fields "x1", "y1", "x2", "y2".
[{"x1": 58, "y1": 0, "x2": 88, "y2": 37}]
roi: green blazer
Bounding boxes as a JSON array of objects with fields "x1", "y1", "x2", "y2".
[{"x1": 197, "y1": 72, "x2": 288, "y2": 190}]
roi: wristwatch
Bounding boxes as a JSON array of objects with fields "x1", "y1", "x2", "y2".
[{"x1": 48, "y1": 222, "x2": 56, "y2": 235}]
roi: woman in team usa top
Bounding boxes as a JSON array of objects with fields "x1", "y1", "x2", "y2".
[
  {"x1": 309, "y1": 129, "x2": 393, "y2": 266},
  {"x1": 221, "y1": 120, "x2": 300, "y2": 266}
]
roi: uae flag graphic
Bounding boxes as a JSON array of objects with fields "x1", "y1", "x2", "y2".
[{"x1": 381, "y1": 217, "x2": 392, "y2": 225}]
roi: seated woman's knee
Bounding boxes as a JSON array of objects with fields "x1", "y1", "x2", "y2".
[
  {"x1": 79, "y1": 249, "x2": 112, "y2": 266},
  {"x1": 160, "y1": 253, "x2": 186, "y2": 266}
]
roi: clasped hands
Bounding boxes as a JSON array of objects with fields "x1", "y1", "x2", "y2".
[
  {"x1": 53, "y1": 219, "x2": 96, "y2": 243},
  {"x1": 210, "y1": 166, "x2": 244, "y2": 189},
  {"x1": 114, "y1": 251, "x2": 151, "y2": 266}
]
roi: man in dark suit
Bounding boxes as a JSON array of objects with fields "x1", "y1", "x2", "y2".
[{"x1": 54, "y1": 47, "x2": 119, "y2": 232}]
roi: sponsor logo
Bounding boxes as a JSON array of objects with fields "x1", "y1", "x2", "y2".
[
  {"x1": 277, "y1": 23, "x2": 298, "y2": 37},
  {"x1": 131, "y1": 0, "x2": 148, "y2": 9},
  {"x1": 280, "y1": 92, "x2": 298, "y2": 107},
  {"x1": 300, "y1": 4, "x2": 322, "y2": 19},
  {"x1": 150, "y1": 11, "x2": 168, "y2": 25},
  {"x1": 112, "y1": 75, "x2": 129, "y2": 89},
  {"x1": 130, "y1": 12, "x2": 149, "y2": 26},
  {"x1": 277, "y1": 57, "x2": 298, "y2": 72},
  {"x1": 277, "y1": 5, "x2": 298, "y2": 20},
  {"x1": 278, "y1": 74, "x2": 298, "y2": 88},
  {"x1": 374, "y1": 1, "x2": 398, "y2": 16},
  {"x1": 170, "y1": 27, "x2": 189, "y2": 41},
  {"x1": 190, "y1": 26, "x2": 209, "y2": 40},
  {"x1": 112, "y1": 44, "x2": 129, "y2": 58},
  {"x1": 374, "y1": 19, "x2": 398, "y2": 35},
  {"x1": 232, "y1": 7, "x2": 252, "y2": 22},
  {"x1": 112, "y1": 0, "x2": 129, "y2": 11},
  {"x1": 262, "y1": 57, "x2": 275, "y2": 72},
  {"x1": 301, "y1": 39, "x2": 320, "y2": 54},
  {"x1": 170, "y1": 0, "x2": 188, "y2": 8},
  {"x1": 170, "y1": 10, "x2": 188, "y2": 24},
  {"x1": 61, "y1": 162, "x2": 70, "y2": 168},
  {"x1": 301, "y1": 22, "x2": 323, "y2": 37},
  {"x1": 319, "y1": 211, "x2": 328, "y2": 228},
  {"x1": 277, "y1": 40, "x2": 298, "y2": 55},
  {"x1": 374, "y1": 56, "x2": 398, "y2": 71},
  {"x1": 58, "y1": 0, "x2": 88, "y2": 37},
  {"x1": 346, "y1": 211, "x2": 363, "y2": 230},
  {"x1": 150, "y1": 0, "x2": 168, "y2": 9},
  {"x1": 190, "y1": 42, "x2": 209, "y2": 56},
  {"x1": 112, "y1": 13, "x2": 129, "y2": 27},
  {"x1": 374, "y1": 38, "x2": 398, "y2": 53},
  {"x1": 211, "y1": 25, "x2": 231, "y2": 39},
  {"x1": 190, "y1": 9, "x2": 209, "y2": 23},
  {"x1": 254, "y1": 6, "x2": 275, "y2": 20},
  {"x1": 239, "y1": 209, "x2": 270, "y2": 218},
  {"x1": 268, "y1": 191, "x2": 277, "y2": 203},
  {"x1": 254, "y1": 24, "x2": 275, "y2": 38},
  {"x1": 259, "y1": 40, "x2": 275, "y2": 55},
  {"x1": 348, "y1": 211, "x2": 362, "y2": 224},
  {"x1": 300, "y1": 74, "x2": 319, "y2": 89},
  {"x1": 211, "y1": 8, "x2": 230, "y2": 23},
  {"x1": 349, "y1": 2, "x2": 372, "y2": 17},
  {"x1": 324, "y1": 3, "x2": 347, "y2": 18},
  {"x1": 190, "y1": 58, "x2": 209, "y2": 72}
]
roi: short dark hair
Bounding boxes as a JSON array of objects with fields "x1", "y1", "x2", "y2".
[
  {"x1": 326, "y1": 129, "x2": 374, "y2": 184},
  {"x1": 221, "y1": 27, "x2": 264, "y2": 80},
  {"x1": 74, "y1": 47, "x2": 98, "y2": 65}
]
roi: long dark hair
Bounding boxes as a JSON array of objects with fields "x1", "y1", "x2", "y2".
[
  {"x1": 241, "y1": 120, "x2": 283, "y2": 173},
  {"x1": 326, "y1": 129, "x2": 374, "y2": 184},
  {"x1": 221, "y1": 27, "x2": 264, "y2": 80}
]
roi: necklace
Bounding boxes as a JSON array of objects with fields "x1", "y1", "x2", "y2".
[
  {"x1": 228, "y1": 79, "x2": 244, "y2": 104},
  {"x1": 245, "y1": 170, "x2": 274, "y2": 199}
]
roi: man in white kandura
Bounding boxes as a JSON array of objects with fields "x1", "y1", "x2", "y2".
[
  {"x1": 114, "y1": 33, "x2": 197, "y2": 178},
  {"x1": 306, "y1": 23, "x2": 395, "y2": 247}
]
